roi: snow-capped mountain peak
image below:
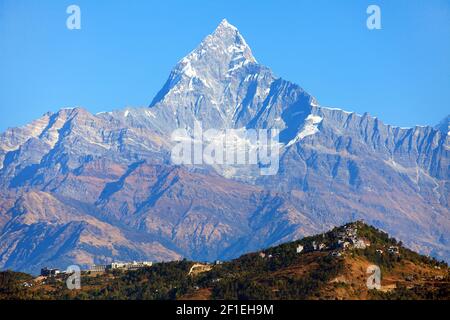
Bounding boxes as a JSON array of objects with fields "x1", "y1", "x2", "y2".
[
  {"x1": 175, "y1": 19, "x2": 256, "y2": 81},
  {"x1": 149, "y1": 19, "x2": 269, "y2": 128},
  {"x1": 207, "y1": 18, "x2": 256, "y2": 63}
]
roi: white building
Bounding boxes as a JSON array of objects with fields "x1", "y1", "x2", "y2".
[
  {"x1": 126, "y1": 261, "x2": 153, "y2": 270},
  {"x1": 353, "y1": 239, "x2": 368, "y2": 249},
  {"x1": 90, "y1": 261, "x2": 153, "y2": 272},
  {"x1": 110, "y1": 262, "x2": 127, "y2": 269},
  {"x1": 90, "y1": 264, "x2": 107, "y2": 272}
]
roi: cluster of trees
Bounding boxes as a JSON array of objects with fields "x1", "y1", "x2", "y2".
[
  {"x1": 211, "y1": 255, "x2": 344, "y2": 300},
  {"x1": 0, "y1": 249, "x2": 344, "y2": 300},
  {"x1": 0, "y1": 271, "x2": 34, "y2": 300}
]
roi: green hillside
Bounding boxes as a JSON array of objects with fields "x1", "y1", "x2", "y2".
[{"x1": 1, "y1": 222, "x2": 448, "y2": 300}]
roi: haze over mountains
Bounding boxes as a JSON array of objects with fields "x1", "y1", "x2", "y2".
[{"x1": 0, "y1": 20, "x2": 448, "y2": 274}]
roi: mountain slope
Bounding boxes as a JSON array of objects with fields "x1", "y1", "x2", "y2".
[{"x1": 0, "y1": 20, "x2": 448, "y2": 273}]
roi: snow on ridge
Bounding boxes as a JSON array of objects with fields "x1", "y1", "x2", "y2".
[
  {"x1": 145, "y1": 110, "x2": 156, "y2": 119},
  {"x1": 318, "y1": 106, "x2": 440, "y2": 132},
  {"x1": 319, "y1": 106, "x2": 354, "y2": 115},
  {"x1": 227, "y1": 59, "x2": 250, "y2": 73},
  {"x1": 286, "y1": 114, "x2": 323, "y2": 147},
  {"x1": 180, "y1": 58, "x2": 198, "y2": 78},
  {"x1": 310, "y1": 98, "x2": 320, "y2": 108}
]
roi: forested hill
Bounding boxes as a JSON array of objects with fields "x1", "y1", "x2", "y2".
[{"x1": 1, "y1": 222, "x2": 449, "y2": 300}]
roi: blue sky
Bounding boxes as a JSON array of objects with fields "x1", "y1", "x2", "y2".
[{"x1": 0, "y1": 0, "x2": 449, "y2": 131}]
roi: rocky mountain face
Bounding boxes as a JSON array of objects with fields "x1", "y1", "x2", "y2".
[{"x1": 0, "y1": 20, "x2": 448, "y2": 273}]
